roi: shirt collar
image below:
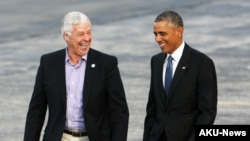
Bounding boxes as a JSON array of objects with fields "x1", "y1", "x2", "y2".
[
  {"x1": 65, "y1": 48, "x2": 88, "y2": 63},
  {"x1": 168, "y1": 40, "x2": 185, "y2": 62}
]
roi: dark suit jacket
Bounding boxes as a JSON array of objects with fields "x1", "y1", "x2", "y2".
[
  {"x1": 143, "y1": 43, "x2": 217, "y2": 141},
  {"x1": 24, "y1": 48, "x2": 129, "y2": 141}
]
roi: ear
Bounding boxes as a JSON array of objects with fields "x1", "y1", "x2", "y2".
[
  {"x1": 176, "y1": 26, "x2": 184, "y2": 37},
  {"x1": 63, "y1": 32, "x2": 70, "y2": 41}
]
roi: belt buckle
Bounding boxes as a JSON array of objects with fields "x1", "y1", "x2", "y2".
[
  {"x1": 71, "y1": 130, "x2": 80, "y2": 137},
  {"x1": 71, "y1": 130, "x2": 86, "y2": 137},
  {"x1": 64, "y1": 130, "x2": 86, "y2": 137}
]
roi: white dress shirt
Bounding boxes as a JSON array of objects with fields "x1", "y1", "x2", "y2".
[{"x1": 162, "y1": 41, "x2": 185, "y2": 87}]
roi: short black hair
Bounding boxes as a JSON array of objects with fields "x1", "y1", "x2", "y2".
[{"x1": 154, "y1": 11, "x2": 184, "y2": 27}]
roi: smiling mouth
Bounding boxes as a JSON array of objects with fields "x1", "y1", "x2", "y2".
[
  {"x1": 80, "y1": 43, "x2": 88, "y2": 48},
  {"x1": 159, "y1": 43, "x2": 166, "y2": 47}
]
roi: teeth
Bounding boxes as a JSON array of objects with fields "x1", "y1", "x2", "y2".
[
  {"x1": 160, "y1": 43, "x2": 165, "y2": 47},
  {"x1": 80, "y1": 44, "x2": 87, "y2": 48}
]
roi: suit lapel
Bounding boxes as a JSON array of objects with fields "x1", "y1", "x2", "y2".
[
  {"x1": 83, "y1": 49, "x2": 97, "y2": 108},
  {"x1": 56, "y1": 49, "x2": 67, "y2": 111},
  {"x1": 167, "y1": 44, "x2": 191, "y2": 101},
  {"x1": 155, "y1": 53, "x2": 167, "y2": 103}
]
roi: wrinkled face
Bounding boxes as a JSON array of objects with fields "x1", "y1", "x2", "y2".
[
  {"x1": 64, "y1": 22, "x2": 92, "y2": 57},
  {"x1": 153, "y1": 20, "x2": 183, "y2": 54}
]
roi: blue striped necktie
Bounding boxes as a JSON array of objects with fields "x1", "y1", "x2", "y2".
[{"x1": 165, "y1": 55, "x2": 173, "y2": 95}]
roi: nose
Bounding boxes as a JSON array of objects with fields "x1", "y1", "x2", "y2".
[
  {"x1": 82, "y1": 34, "x2": 91, "y2": 41},
  {"x1": 155, "y1": 34, "x2": 161, "y2": 42}
]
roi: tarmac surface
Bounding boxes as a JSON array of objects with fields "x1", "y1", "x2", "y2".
[{"x1": 0, "y1": 0, "x2": 250, "y2": 140}]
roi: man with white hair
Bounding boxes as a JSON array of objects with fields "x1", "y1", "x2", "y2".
[{"x1": 24, "y1": 11, "x2": 129, "y2": 141}]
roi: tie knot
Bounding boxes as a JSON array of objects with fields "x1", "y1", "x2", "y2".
[{"x1": 167, "y1": 55, "x2": 173, "y2": 62}]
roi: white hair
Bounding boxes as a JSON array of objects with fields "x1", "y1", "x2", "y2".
[{"x1": 61, "y1": 11, "x2": 91, "y2": 36}]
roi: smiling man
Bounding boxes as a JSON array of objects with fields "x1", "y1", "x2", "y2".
[
  {"x1": 143, "y1": 11, "x2": 218, "y2": 141},
  {"x1": 24, "y1": 11, "x2": 129, "y2": 141}
]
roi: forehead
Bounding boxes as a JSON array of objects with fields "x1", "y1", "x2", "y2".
[
  {"x1": 72, "y1": 22, "x2": 91, "y2": 31},
  {"x1": 153, "y1": 21, "x2": 175, "y2": 33},
  {"x1": 154, "y1": 20, "x2": 174, "y2": 29}
]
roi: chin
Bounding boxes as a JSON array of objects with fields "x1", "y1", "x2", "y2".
[{"x1": 161, "y1": 49, "x2": 168, "y2": 54}]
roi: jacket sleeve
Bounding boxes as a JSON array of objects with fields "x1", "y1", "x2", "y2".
[
  {"x1": 196, "y1": 57, "x2": 217, "y2": 124},
  {"x1": 143, "y1": 57, "x2": 156, "y2": 141},
  {"x1": 107, "y1": 57, "x2": 129, "y2": 141}
]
